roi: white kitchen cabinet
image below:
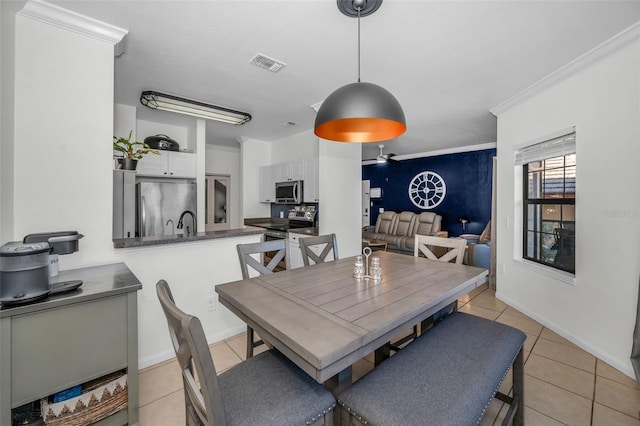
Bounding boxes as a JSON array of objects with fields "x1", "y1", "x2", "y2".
[
  {"x1": 258, "y1": 165, "x2": 275, "y2": 203},
  {"x1": 288, "y1": 232, "x2": 305, "y2": 269},
  {"x1": 303, "y1": 157, "x2": 319, "y2": 202},
  {"x1": 137, "y1": 151, "x2": 196, "y2": 178},
  {"x1": 273, "y1": 160, "x2": 304, "y2": 182}
]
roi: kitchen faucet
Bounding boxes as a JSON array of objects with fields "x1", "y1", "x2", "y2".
[
  {"x1": 165, "y1": 219, "x2": 175, "y2": 236},
  {"x1": 177, "y1": 210, "x2": 197, "y2": 236}
]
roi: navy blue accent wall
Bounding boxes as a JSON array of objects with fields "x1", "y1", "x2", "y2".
[{"x1": 362, "y1": 149, "x2": 495, "y2": 236}]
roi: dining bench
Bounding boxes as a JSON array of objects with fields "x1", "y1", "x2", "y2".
[{"x1": 337, "y1": 312, "x2": 526, "y2": 425}]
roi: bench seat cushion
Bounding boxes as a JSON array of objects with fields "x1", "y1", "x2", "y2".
[{"x1": 338, "y1": 312, "x2": 525, "y2": 426}]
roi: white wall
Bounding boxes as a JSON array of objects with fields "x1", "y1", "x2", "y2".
[
  {"x1": 271, "y1": 129, "x2": 319, "y2": 161},
  {"x1": 9, "y1": 7, "x2": 261, "y2": 369},
  {"x1": 494, "y1": 37, "x2": 640, "y2": 377},
  {"x1": 240, "y1": 138, "x2": 271, "y2": 219},
  {"x1": 319, "y1": 139, "x2": 362, "y2": 258},
  {"x1": 205, "y1": 145, "x2": 241, "y2": 229},
  {"x1": 0, "y1": 1, "x2": 16, "y2": 244}
]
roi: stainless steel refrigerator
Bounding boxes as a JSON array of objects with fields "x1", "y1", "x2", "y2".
[{"x1": 137, "y1": 179, "x2": 197, "y2": 237}]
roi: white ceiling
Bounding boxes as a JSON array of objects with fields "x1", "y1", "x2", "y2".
[{"x1": 49, "y1": 0, "x2": 640, "y2": 160}]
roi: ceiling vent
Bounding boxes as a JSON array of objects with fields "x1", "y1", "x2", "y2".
[
  {"x1": 281, "y1": 121, "x2": 297, "y2": 128},
  {"x1": 249, "y1": 53, "x2": 286, "y2": 73}
]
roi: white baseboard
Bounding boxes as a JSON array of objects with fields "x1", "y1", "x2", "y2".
[
  {"x1": 138, "y1": 324, "x2": 247, "y2": 370},
  {"x1": 495, "y1": 292, "x2": 637, "y2": 380}
]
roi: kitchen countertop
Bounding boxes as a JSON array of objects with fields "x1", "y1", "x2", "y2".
[
  {"x1": 0, "y1": 262, "x2": 141, "y2": 318},
  {"x1": 244, "y1": 217, "x2": 319, "y2": 237},
  {"x1": 113, "y1": 226, "x2": 265, "y2": 249}
]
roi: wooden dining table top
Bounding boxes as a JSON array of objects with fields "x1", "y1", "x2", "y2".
[{"x1": 215, "y1": 250, "x2": 488, "y2": 385}]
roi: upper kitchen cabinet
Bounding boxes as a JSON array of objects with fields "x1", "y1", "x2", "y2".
[
  {"x1": 258, "y1": 165, "x2": 275, "y2": 203},
  {"x1": 137, "y1": 151, "x2": 196, "y2": 178},
  {"x1": 303, "y1": 158, "x2": 319, "y2": 203},
  {"x1": 273, "y1": 160, "x2": 304, "y2": 182}
]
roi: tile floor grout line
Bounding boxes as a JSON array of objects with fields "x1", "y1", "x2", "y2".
[
  {"x1": 590, "y1": 359, "x2": 598, "y2": 425},
  {"x1": 529, "y1": 351, "x2": 596, "y2": 375},
  {"x1": 523, "y1": 372, "x2": 594, "y2": 402}
]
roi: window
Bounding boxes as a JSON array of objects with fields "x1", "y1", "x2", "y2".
[{"x1": 517, "y1": 130, "x2": 575, "y2": 274}]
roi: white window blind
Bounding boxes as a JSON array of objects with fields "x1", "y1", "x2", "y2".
[{"x1": 514, "y1": 128, "x2": 576, "y2": 165}]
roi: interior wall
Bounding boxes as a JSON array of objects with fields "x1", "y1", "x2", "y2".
[
  {"x1": 0, "y1": 1, "x2": 16, "y2": 244},
  {"x1": 362, "y1": 148, "x2": 495, "y2": 236},
  {"x1": 271, "y1": 129, "x2": 319, "y2": 161},
  {"x1": 319, "y1": 139, "x2": 362, "y2": 258},
  {"x1": 494, "y1": 39, "x2": 640, "y2": 377},
  {"x1": 205, "y1": 145, "x2": 241, "y2": 229},
  {"x1": 13, "y1": 15, "x2": 114, "y2": 262}
]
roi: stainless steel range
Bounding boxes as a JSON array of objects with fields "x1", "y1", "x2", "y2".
[{"x1": 264, "y1": 207, "x2": 316, "y2": 240}]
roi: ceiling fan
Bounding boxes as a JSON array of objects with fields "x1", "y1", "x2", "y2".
[{"x1": 374, "y1": 144, "x2": 397, "y2": 163}]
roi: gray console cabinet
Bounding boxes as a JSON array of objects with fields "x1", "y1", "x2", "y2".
[{"x1": 0, "y1": 263, "x2": 141, "y2": 426}]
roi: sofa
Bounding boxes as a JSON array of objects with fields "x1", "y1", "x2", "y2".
[{"x1": 363, "y1": 211, "x2": 447, "y2": 254}]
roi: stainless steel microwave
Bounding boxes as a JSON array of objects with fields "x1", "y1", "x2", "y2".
[{"x1": 275, "y1": 180, "x2": 303, "y2": 204}]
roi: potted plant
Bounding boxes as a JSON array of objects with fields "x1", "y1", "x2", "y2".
[{"x1": 113, "y1": 131, "x2": 159, "y2": 170}]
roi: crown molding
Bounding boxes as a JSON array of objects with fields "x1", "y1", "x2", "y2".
[
  {"x1": 491, "y1": 21, "x2": 640, "y2": 116},
  {"x1": 361, "y1": 142, "x2": 496, "y2": 165},
  {"x1": 17, "y1": 0, "x2": 128, "y2": 56}
]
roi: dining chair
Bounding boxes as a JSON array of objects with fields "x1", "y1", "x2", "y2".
[
  {"x1": 386, "y1": 235, "x2": 468, "y2": 354},
  {"x1": 299, "y1": 233, "x2": 338, "y2": 266},
  {"x1": 236, "y1": 239, "x2": 290, "y2": 358},
  {"x1": 156, "y1": 280, "x2": 336, "y2": 426}
]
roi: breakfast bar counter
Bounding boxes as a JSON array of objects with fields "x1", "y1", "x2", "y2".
[{"x1": 112, "y1": 226, "x2": 265, "y2": 249}]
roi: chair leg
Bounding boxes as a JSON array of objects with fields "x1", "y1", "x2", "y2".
[
  {"x1": 246, "y1": 326, "x2": 254, "y2": 359},
  {"x1": 513, "y1": 348, "x2": 524, "y2": 426}
]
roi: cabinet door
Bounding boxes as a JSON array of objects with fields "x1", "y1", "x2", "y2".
[
  {"x1": 287, "y1": 233, "x2": 304, "y2": 269},
  {"x1": 273, "y1": 162, "x2": 291, "y2": 182},
  {"x1": 289, "y1": 160, "x2": 305, "y2": 180},
  {"x1": 303, "y1": 158, "x2": 319, "y2": 202},
  {"x1": 168, "y1": 152, "x2": 196, "y2": 178},
  {"x1": 136, "y1": 151, "x2": 167, "y2": 177},
  {"x1": 258, "y1": 166, "x2": 274, "y2": 202}
]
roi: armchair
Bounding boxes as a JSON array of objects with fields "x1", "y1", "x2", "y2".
[{"x1": 460, "y1": 221, "x2": 491, "y2": 269}]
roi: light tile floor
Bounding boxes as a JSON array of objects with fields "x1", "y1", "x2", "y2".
[{"x1": 138, "y1": 284, "x2": 640, "y2": 425}]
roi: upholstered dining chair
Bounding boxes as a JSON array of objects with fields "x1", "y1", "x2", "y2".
[
  {"x1": 236, "y1": 239, "x2": 290, "y2": 358},
  {"x1": 299, "y1": 234, "x2": 338, "y2": 266},
  {"x1": 156, "y1": 280, "x2": 336, "y2": 426},
  {"x1": 387, "y1": 235, "x2": 468, "y2": 354}
]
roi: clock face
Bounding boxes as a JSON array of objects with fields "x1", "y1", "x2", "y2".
[{"x1": 408, "y1": 171, "x2": 446, "y2": 209}]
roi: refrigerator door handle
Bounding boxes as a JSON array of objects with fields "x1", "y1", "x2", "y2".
[{"x1": 140, "y1": 196, "x2": 146, "y2": 236}]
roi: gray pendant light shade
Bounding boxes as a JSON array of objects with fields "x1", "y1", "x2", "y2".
[
  {"x1": 314, "y1": 0, "x2": 406, "y2": 143},
  {"x1": 314, "y1": 82, "x2": 406, "y2": 143}
]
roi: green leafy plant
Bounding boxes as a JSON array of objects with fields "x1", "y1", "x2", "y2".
[{"x1": 113, "y1": 131, "x2": 160, "y2": 160}]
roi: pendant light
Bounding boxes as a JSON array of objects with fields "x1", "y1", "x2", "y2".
[{"x1": 314, "y1": 0, "x2": 406, "y2": 143}]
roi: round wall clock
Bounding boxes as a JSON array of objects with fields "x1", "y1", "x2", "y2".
[{"x1": 408, "y1": 171, "x2": 446, "y2": 209}]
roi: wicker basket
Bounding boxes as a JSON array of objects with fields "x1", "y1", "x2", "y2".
[{"x1": 41, "y1": 372, "x2": 127, "y2": 426}]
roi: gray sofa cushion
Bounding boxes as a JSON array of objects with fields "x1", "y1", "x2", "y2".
[
  {"x1": 338, "y1": 312, "x2": 525, "y2": 426},
  {"x1": 219, "y1": 350, "x2": 336, "y2": 426}
]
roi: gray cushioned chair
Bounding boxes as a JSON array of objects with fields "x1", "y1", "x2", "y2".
[
  {"x1": 236, "y1": 239, "x2": 290, "y2": 358},
  {"x1": 156, "y1": 280, "x2": 336, "y2": 426}
]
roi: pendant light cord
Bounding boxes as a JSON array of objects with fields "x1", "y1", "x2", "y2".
[{"x1": 357, "y1": 6, "x2": 361, "y2": 83}]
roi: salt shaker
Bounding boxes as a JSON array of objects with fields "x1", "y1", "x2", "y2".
[
  {"x1": 370, "y1": 257, "x2": 382, "y2": 280},
  {"x1": 353, "y1": 255, "x2": 364, "y2": 279}
]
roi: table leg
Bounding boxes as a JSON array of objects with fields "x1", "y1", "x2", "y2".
[
  {"x1": 374, "y1": 344, "x2": 391, "y2": 366},
  {"x1": 324, "y1": 366, "x2": 352, "y2": 425}
]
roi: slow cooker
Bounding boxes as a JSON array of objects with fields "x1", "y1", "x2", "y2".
[
  {"x1": 144, "y1": 134, "x2": 180, "y2": 151},
  {"x1": 0, "y1": 241, "x2": 51, "y2": 305}
]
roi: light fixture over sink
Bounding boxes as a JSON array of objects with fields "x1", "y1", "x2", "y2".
[
  {"x1": 314, "y1": 0, "x2": 406, "y2": 143},
  {"x1": 140, "y1": 91, "x2": 251, "y2": 125}
]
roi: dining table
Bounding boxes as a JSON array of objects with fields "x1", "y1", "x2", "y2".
[{"x1": 215, "y1": 250, "x2": 488, "y2": 399}]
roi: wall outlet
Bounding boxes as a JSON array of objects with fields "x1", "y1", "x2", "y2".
[{"x1": 206, "y1": 296, "x2": 217, "y2": 312}]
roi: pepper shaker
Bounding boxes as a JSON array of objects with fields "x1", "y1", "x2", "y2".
[
  {"x1": 370, "y1": 257, "x2": 382, "y2": 280},
  {"x1": 353, "y1": 255, "x2": 364, "y2": 279}
]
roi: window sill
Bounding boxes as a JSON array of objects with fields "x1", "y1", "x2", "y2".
[{"x1": 513, "y1": 258, "x2": 576, "y2": 285}]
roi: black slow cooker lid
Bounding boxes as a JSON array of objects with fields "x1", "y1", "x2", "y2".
[{"x1": 144, "y1": 134, "x2": 180, "y2": 151}]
